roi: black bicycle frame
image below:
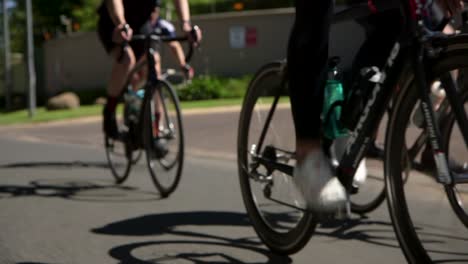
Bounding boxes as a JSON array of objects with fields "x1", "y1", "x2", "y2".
[
  {"x1": 338, "y1": 0, "x2": 468, "y2": 188},
  {"x1": 123, "y1": 33, "x2": 191, "y2": 148},
  {"x1": 252, "y1": 1, "x2": 468, "y2": 191}
]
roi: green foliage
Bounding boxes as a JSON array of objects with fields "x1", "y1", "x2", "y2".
[
  {"x1": 190, "y1": 0, "x2": 294, "y2": 14},
  {"x1": 8, "y1": 0, "x2": 98, "y2": 52},
  {"x1": 177, "y1": 75, "x2": 250, "y2": 101},
  {"x1": 7, "y1": 0, "x2": 296, "y2": 52},
  {"x1": 71, "y1": 0, "x2": 100, "y2": 31}
]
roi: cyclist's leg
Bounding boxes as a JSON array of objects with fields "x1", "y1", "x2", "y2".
[
  {"x1": 287, "y1": 0, "x2": 346, "y2": 213},
  {"x1": 152, "y1": 51, "x2": 165, "y2": 135},
  {"x1": 98, "y1": 15, "x2": 137, "y2": 138},
  {"x1": 148, "y1": 50, "x2": 169, "y2": 155},
  {"x1": 168, "y1": 41, "x2": 193, "y2": 79},
  {"x1": 287, "y1": 0, "x2": 331, "y2": 162}
]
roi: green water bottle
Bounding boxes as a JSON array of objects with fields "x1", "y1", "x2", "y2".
[{"x1": 322, "y1": 58, "x2": 347, "y2": 140}]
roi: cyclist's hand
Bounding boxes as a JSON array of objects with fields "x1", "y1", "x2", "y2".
[
  {"x1": 113, "y1": 23, "x2": 133, "y2": 44},
  {"x1": 437, "y1": 0, "x2": 464, "y2": 17},
  {"x1": 183, "y1": 22, "x2": 202, "y2": 46}
]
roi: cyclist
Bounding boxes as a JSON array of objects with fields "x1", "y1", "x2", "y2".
[
  {"x1": 288, "y1": 0, "x2": 463, "y2": 215},
  {"x1": 141, "y1": 5, "x2": 195, "y2": 80},
  {"x1": 97, "y1": 0, "x2": 202, "y2": 139}
]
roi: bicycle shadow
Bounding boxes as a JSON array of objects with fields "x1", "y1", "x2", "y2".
[
  {"x1": 0, "y1": 160, "x2": 161, "y2": 202},
  {"x1": 93, "y1": 211, "x2": 290, "y2": 263},
  {"x1": 16, "y1": 262, "x2": 54, "y2": 264},
  {"x1": 0, "y1": 178, "x2": 161, "y2": 202},
  {"x1": 93, "y1": 211, "x2": 468, "y2": 263},
  {"x1": 108, "y1": 239, "x2": 290, "y2": 264},
  {"x1": 0, "y1": 161, "x2": 109, "y2": 170},
  {"x1": 316, "y1": 217, "x2": 468, "y2": 261}
]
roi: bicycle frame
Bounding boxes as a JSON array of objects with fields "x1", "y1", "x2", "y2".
[
  {"x1": 122, "y1": 33, "x2": 191, "y2": 149},
  {"x1": 252, "y1": 0, "x2": 468, "y2": 192},
  {"x1": 340, "y1": 0, "x2": 468, "y2": 188}
]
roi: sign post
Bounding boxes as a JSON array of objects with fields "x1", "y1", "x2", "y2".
[
  {"x1": 3, "y1": 0, "x2": 12, "y2": 111},
  {"x1": 26, "y1": 0, "x2": 36, "y2": 117}
]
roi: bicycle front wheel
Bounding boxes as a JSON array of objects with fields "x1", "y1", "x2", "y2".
[
  {"x1": 385, "y1": 49, "x2": 468, "y2": 263},
  {"x1": 143, "y1": 80, "x2": 184, "y2": 198},
  {"x1": 441, "y1": 89, "x2": 468, "y2": 227},
  {"x1": 237, "y1": 61, "x2": 316, "y2": 255}
]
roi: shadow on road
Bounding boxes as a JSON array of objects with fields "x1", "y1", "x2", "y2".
[
  {"x1": 94, "y1": 211, "x2": 468, "y2": 263},
  {"x1": 315, "y1": 217, "x2": 399, "y2": 248},
  {"x1": 0, "y1": 161, "x2": 109, "y2": 169},
  {"x1": 93, "y1": 211, "x2": 255, "y2": 241},
  {"x1": 93, "y1": 211, "x2": 291, "y2": 263},
  {"x1": 17, "y1": 262, "x2": 53, "y2": 264},
  {"x1": 0, "y1": 178, "x2": 161, "y2": 202},
  {"x1": 108, "y1": 240, "x2": 290, "y2": 264}
]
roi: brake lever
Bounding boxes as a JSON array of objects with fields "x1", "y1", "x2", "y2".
[{"x1": 117, "y1": 24, "x2": 131, "y2": 63}]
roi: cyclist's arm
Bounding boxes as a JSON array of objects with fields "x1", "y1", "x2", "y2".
[
  {"x1": 105, "y1": 0, "x2": 132, "y2": 43},
  {"x1": 105, "y1": 0, "x2": 126, "y2": 26},
  {"x1": 173, "y1": 0, "x2": 191, "y2": 32}
]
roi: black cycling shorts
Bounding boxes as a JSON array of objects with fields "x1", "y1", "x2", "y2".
[{"x1": 97, "y1": 12, "x2": 148, "y2": 59}]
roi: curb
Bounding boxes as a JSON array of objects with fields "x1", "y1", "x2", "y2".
[
  {"x1": 0, "y1": 104, "x2": 290, "y2": 131},
  {"x1": 0, "y1": 105, "x2": 242, "y2": 131}
]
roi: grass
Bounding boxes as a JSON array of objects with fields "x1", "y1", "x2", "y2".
[
  {"x1": 0, "y1": 97, "x2": 291, "y2": 126},
  {"x1": 0, "y1": 98, "x2": 243, "y2": 126},
  {"x1": 0, "y1": 105, "x2": 105, "y2": 126}
]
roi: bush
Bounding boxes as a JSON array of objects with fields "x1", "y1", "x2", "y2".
[
  {"x1": 178, "y1": 75, "x2": 250, "y2": 101},
  {"x1": 190, "y1": 0, "x2": 294, "y2": 15}
]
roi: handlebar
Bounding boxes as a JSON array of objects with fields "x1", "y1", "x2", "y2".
[
  {"x1": 130, "y1": 33, "x2": 194, "y2": 63},
  {"x1": 118, "y1": 25, "x2": 199, "y2": 65}
]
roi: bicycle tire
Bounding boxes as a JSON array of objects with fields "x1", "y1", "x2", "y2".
[
  {"x1": 143, "y1": 80, "x2": 184, "y2": 198},
  {"x1": 441, "y1": 88, "x2": 468, "y2": 228},
  {"x1": 385, "y1": 44, "x2": 468, "y2": 263},
  {"x1": 350, "y1": 142, "x2": 387, "y2": 214},
  {"x1": 237, "y1": 61, "x2": 316, "y2": 255},
  {"x1": 350, "y1": 180, "x2": 386, "y2": 214},
  {"x1": 105, "y1": 61, "x2": 149, "y2": 184},
  {"x1": 104, "y1": 105, "x2": 132, "y2": 184}
]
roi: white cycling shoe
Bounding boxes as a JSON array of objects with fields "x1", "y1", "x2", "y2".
[{"x1": 293, "y1": 151, "x2": 347, "y2": 214}]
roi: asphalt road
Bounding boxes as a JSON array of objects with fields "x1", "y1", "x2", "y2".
[{"x1": 0, "y1": 108, "x2": 466, "y2": 264}]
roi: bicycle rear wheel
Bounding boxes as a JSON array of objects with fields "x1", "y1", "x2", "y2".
[
  {"x1": 385, "y1": 50, "x2": 468, "y2": 263},
  {"x1": 237, "y1": 61, "x2": 316, "y2": 255},
  {"x1": 105, "y1": 105, "x2": 132, "y2": 184},
  {"x1": 143, "y1": 80, "x2": 184, "y2": 198}
]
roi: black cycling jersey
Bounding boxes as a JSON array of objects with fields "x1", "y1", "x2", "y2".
[
  {"x1": 98, "y1": 0, "x2": 158, "y2": 30},
  {"x1": 97, "y1": 0, "x2": 161, "y2": 57}
]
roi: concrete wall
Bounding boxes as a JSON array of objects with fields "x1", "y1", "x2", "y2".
[{"x1": 42, "y1": 7, "x2": 365, "y2": 96}]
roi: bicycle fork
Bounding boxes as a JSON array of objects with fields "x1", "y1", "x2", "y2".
[{"x1": 414, "y1": 45, "x2": 454, "y2": 185}]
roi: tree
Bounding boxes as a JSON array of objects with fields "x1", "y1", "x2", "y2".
[
  {"x1": 9, "y1": 0, "x2": 99, "y2": 52},
  {"x1": 71, "y1": 0, "x2": 100, "y2": 31}
]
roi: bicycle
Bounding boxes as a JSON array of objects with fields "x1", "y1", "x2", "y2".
[
  {"x1": 237, "y1": 1, "x2": 468, "y2": 260},
  {"x1": 105, "y1": 31, "x2": 195, "y2": 198},
  {"x1": 117, "y1": 58, "x2": 194, "y2": 167}
]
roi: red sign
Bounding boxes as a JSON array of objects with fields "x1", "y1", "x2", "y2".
[{"x1": 246, "y1": 27, "x2": 257, "y2": 47}]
